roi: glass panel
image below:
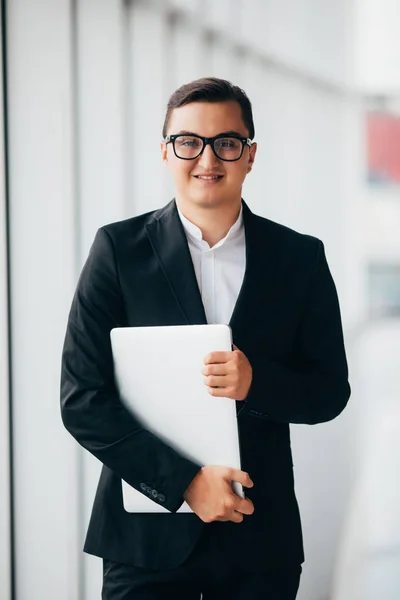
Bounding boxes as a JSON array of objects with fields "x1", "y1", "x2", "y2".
[{"x1": 368, "y1": 263, "x2": 400, "y2": 317}]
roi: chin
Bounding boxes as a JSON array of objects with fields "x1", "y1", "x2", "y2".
[
  {"x1": 190, "y1": 190, "x2": 229, "y2": 209},
  {"x1": 193, "y1": 197, "x2": 225, "y2": 210}
]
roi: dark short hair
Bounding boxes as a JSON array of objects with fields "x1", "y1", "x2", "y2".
[{"x1": 162, "y1": 77, "x2": 255, "y2": 140}]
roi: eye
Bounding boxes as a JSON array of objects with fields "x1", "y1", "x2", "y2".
[
  {"x1": 176, "y1": 136, "x2": 202, "y2": 148},
  {"x1": 216, "y1": 138, "x2": 241, "y2": 149}
]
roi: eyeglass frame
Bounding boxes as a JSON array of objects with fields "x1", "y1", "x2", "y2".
[{"x1": 163, "y1": 133, "x2": 253, "y2": 162}]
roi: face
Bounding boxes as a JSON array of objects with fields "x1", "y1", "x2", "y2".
[{"x1": 160, "y1": 100, "x2": 257, "y2": 212}]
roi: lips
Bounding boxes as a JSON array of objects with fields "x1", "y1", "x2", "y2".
[{"x1": 194, "y1": 175, "x2": 223, "y2": 180}]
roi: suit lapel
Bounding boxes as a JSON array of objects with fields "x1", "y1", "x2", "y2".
[
  {"x1": 229, "y1": 201, "x2": 282, "y2": 340},
  {"x1": 145, "y1": 200, "x2": 207, "y2": 325},
  {"x1": 229, "y1": 200, "x2": 255, "y2": 331}
]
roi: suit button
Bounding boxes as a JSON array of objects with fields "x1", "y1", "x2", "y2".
[
  {"x1": 151, "y1": 489, "x2": 158, "y2": 498},
  {"x1": 140, "y1": 483, "x2": 146, "y2": 491},
  {"x1": 158, "y1": 494, "x2": 165, "y2": 502}
]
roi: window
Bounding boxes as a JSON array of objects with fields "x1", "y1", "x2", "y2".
[{"x1": 368, "y1": 262, "x2": 400, "y2": 317}]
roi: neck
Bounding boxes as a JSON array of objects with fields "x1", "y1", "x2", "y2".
[{"x1": 176, "y1": 198, "x2": 242, "y2": 248}]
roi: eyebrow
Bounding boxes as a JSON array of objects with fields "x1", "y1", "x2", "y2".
[{"x1": 175, "y1": 130, "x2": 246, "y2": 138}]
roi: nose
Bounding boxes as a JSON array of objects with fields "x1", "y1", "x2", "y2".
[{"x1": 197, "y1": 143, "x2": 221, "y2": 169}]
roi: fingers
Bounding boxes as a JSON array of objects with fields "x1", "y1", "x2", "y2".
[
  {"x1": 229, "y1": 470, "x2": 255, "y2": 516},
  {"x1": 207, "y1": 387, "x2": 235, "y2": 398},
  {"x1": 229, "y1": 472, "x2": 255, "y2": 520},
  {"x1": 203, "y1": 376, "x2": 226, "y2": 389},
  {"x1": 208, "y1": 467, "x2": 255, "y2": 524},
  {"x1": 202, "y1": 363, "x2": 230, "y2": 376},
  {"x1": 224, "y1": 494, "x2": 254, "y2": 522},
  {"x1": 218, "y1": 509, "x2": 243, "y2": 524},
  {"x1": 230, "y1": 469, "x2": 254, "y2": 488},
  {"x1": 236, "y1": 497, "x2": 254, "y2": 516},
  {"x1": 204, "y1": 351, "x2": 232, "y2": 365},
  {"x1": 202, "y1": 363, "x2": 233, "y2": 394},
  {"x1": 202, "y1": 363, "x2": 237, "y2": 394},
  {"x1": 230, "y1": 511, "x2": 244, "y2": 524}
]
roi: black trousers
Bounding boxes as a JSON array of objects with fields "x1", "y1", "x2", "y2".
[{"x1": 102, "y1": 526, "x2": 302, "y2": 600}]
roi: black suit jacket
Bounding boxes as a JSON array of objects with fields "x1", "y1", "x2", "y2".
[{"x1": 60, "y1": 199, "x2": 350, "y2": 571}]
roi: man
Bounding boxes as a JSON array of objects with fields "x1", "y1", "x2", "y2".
[{"x1": 61, "y1": 77, "x2": 350, "y2": 599}]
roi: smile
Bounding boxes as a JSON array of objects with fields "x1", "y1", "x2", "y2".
[{"x1": 194, "y1": 175, "x2": 223, "y2": 180}]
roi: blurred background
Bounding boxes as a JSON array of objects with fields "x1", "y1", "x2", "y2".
[{"x1": 0, "y1": 0, "x2": 399, "y2": 599}]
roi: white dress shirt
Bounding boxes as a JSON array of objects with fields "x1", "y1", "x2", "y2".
[{"x1": 177, "y1": 204, "x2": 246, "y2": 325}]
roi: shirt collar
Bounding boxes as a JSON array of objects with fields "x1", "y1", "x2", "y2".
[{"x1": 177, "y1": 203, "x2": 244, "y2": 248}]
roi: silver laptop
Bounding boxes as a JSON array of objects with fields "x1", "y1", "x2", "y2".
[{"x1": 110, "y1": 324, "x2": 244, "y2": 513}]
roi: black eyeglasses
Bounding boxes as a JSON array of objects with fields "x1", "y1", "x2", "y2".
[{"x1": 164, "y1": 133, "x2": 253, "y2": 162}]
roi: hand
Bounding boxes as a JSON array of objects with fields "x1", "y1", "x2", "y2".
[
  {"x1": 183, "y1": 465, "x2": 255, "y2": 523},
  {"x1": 202, "y1": 345, "x2": 252, "y2": 401}
]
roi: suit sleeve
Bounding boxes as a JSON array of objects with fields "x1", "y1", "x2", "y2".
[
  {"x1": 60, "y1": 227, "x2": 202, "y2": 513},
  {"x1": 240, "y1": 240, "x2": 350, "y2": 425}
]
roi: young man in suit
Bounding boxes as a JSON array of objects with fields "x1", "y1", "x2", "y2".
[{"x1": 61, "y1": 77, "x2": 350, "y2": 599}]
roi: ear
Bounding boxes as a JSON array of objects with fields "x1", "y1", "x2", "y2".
[
  {"x1": 160, "y1": 142, "x2": 168, "y2": 164},
  {"x1": 246, "y1": 142, "x2": 257, "y2": 174}
]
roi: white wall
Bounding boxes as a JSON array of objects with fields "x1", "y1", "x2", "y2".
[
  {"x1": 74, "y1": 2, "x2": 130, "y2": 596},
  {"x1": 355, "y1": 0, "x2": 400, "y2": 94},
  {"x1": 4, "y1": 1, "x2": 363, "y2": 599},
  {"x1": 237, "y1": 0, "x2": 353, "y2": 86},
  {"x1": 6, "y1": 1, "x2": 80, "y2": 598},
  {"x1": 0, "y1": 5, "x2": 11, "y2": 598}
]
